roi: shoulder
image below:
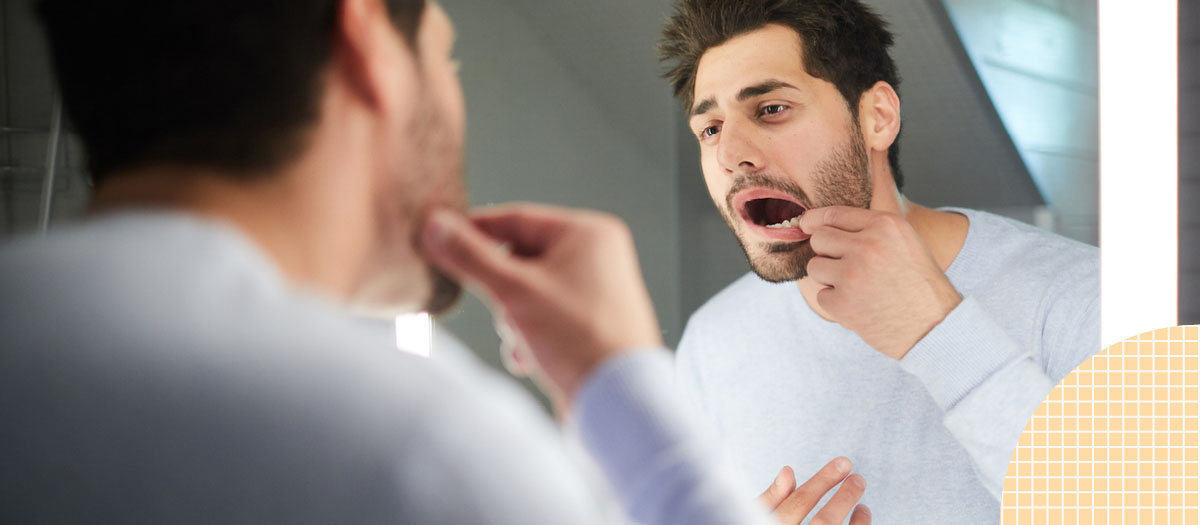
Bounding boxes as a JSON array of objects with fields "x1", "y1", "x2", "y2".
[
  {"x1": 951, "y1": 208, "x2": 1097, "y2": 291},
  {"x1": 0, "y1": 215, "x2": 586, "y2": 521},
  {"x1": 948, "y1": 208, "x2": 1100, "y2": 377}
]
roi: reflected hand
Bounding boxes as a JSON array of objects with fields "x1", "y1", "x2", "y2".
[
  {"x1": 420, "y1": 204, "x2": 663, "y2": 406},
  {"x1": 758, "y1": 458, "x2": 871, "y2": 525},
  {"x1": 799, "y1": 206, "x2": 962, "y2": 359}
]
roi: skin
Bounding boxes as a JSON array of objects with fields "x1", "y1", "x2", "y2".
[
  {"x1": 84, "y1": 3, "x2": 870, "y2": 522},
  {"x1": 756, "y1": 459, "x2": 871, "y2": 525},
  {"x1": 689, "y1": 24, "x2": 968, "y2": 359}
]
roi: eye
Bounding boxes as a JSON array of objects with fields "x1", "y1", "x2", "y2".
[
  {"x1": 759, "y1": 104, "x2": 789, "y2": 117},
  {"x1": 699, "y1": 124, "x2": 721, "y2": 140}
]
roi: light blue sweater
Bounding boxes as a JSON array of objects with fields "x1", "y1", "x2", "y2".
[
  {"x1": 0, "y1": 211, "x2": 770, "y2": 525},
  {"x1": 676, "y1": 208, "x2": 1099, "y2": 523}
]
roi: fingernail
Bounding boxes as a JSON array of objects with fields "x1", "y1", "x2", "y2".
[
  {"x1": 849, "y1": 474, "x2": 865, "y2": 489},
  {"x1": 857, "y1": 504, "x2": 871, "y2": 517},
  {"x1": 834, "y1": 457, "x2": 851, "y2": 474}
]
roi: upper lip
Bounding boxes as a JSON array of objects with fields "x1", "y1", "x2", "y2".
[{"x1": 731, "y1": 187, "x2": 808, "y2": 227}]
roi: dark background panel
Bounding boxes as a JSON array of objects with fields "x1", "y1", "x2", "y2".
[{"x1": 1181, "y1": 0, "x2": 1199, "y2": 324}]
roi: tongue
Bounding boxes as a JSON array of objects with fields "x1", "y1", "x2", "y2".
[{"x1": 765, "y1": 199, "x2": 805, "y2": 224}]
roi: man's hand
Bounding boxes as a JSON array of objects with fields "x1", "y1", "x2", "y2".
[
  {"x1": 757, "y1": 458, "x2": 871, "y2": 525},
  {"x1": 799, "y1": 206, "x2": 962, "y2": 359},
  {"x1": 420, "y1": 204, "x2": 663, "y2": 405}
]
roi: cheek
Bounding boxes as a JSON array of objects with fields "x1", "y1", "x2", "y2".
[{"x1": 776, "y1": 127, "x2": 835, "y2": 173}]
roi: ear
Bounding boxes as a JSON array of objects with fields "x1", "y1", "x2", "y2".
[
  {"x1": 334, "y1": 0, "x2": 413, "y2": 114},
  {"x1": 857, "y1": 81, "x2": 901, "y2": 155}
]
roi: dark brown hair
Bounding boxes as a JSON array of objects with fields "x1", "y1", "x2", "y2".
[
  {"x1": 659, "y1": 0, "x2": 904, "y2": 188},
  {"x1": 37, "y1": 0, "x2": 426, "y2": 182}
]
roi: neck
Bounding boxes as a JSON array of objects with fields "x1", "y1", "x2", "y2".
[
  {"x1": 87, "y1": 108, "x2": 379, "y2": 301},
  {"x1": 88, "y1": 166, "x2": 367, "y2": 299},
  {"x1": 797, "y1": 168, "x2": 969, "y2": 322}
]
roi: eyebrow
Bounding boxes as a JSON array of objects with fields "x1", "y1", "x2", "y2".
[{"x1": 691, "y1": 80, "x2": 800, "y2": 117}]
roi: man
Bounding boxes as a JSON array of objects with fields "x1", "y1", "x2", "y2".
[
  {"x1": 659, "y1": 0, "x2": 1099, "y2": 522},
  {"x1": 0, "y1": 0, "x2": 873, "y2": 523}
]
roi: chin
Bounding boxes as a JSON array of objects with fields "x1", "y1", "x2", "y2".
[
  {"x1": 423, "y1": 270, "x2": 463, "y2": 315},
  {"x1": 743, "y1": 239, "x2": 819, "y2": 283}
]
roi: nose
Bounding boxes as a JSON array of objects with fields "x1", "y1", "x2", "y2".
[{"x1": 716, "y1": 119, "x2": 766, "y2": 175}]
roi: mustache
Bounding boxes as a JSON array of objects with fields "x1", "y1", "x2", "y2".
[{"x1": 724, "y1": 173, "x2": 815, "y2": 216}]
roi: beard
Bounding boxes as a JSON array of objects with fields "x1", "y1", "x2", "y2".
[
  {"x1": 405, "y1": 91, "x2": 465, "y2": 316},
  {"x1": 407, "y1": 91, "x2": 466, "y2": 315},
  {"x1": 352, "y1": 88, "x2": 466, "y2": 316},
  {"x1": 720, "y1": 126, "x2": 873, "y2": 283}
]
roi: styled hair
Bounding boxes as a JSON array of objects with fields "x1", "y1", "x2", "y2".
[
  {"x1": 659, "y1": 0, "x2": 904, "y2": 188},
  {"x1": 36, "y1": 0, "x2": 426, "y2": 182}
]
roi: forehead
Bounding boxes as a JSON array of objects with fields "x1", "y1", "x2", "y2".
[{"x1": 693, "y1": 24, "x2": 811, "y2": 101}]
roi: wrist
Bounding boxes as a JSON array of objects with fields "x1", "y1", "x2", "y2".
[
  {"x1": 892, "y1": 284, "x2": 962, "y2": 359},
  {"x1": 558, "y1": 334, "x2": 660, "y2": 405}
]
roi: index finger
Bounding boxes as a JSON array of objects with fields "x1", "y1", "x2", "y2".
[
  {"x1": 799, "y1": 206, "x2": 874, "y2": 234},
  {"x1": 420, "y1": 209, "x2": 527, "y2": 299},
  {"x1": 807, "y1": 474, "x2": 866, "y2": 525},
  {"x1": 467, "y1": 203, "x2": 578, "y2": 256}
]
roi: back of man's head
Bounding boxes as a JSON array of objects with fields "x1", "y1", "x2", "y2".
[{"x1": 36, "y1": 0, "x2": 425, "y2": 183}]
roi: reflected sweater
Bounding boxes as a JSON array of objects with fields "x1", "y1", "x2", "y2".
[{"x1": 677, "y1": 208, "x2": 1099, "y2": 523}]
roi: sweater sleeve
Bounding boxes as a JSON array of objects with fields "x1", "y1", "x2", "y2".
[
  {"x1": 573, "y1": 349, "x2": 773, "y2": 525},
  {"x1": 898, "y1": 297, "x2": 1061, "y2": 500},
  {"x1": 401, "y1": 338, "x2": 772, "y2": 525}
]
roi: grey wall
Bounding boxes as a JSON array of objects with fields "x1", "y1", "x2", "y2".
[
  {"x1": 1182, "y1": 0, "x2": 1199, "y2": 324},
  {"x1": 436, "y1": 0, "x2": 684, "y2": 376}
]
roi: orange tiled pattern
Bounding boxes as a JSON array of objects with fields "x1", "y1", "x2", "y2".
[{"x1": 1001, "y1": 326, "x2": 1199, "y2": 524}]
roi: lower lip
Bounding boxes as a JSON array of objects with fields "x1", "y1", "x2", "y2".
[{"x1": 745, "y1": 222, "x2": 812, "y2": 242}]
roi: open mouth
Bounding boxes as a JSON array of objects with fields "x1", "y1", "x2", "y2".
[
  {"x1": 745, "y1": 198, "x2": 806, "y2": 228},
  {"x1": 733, "y1": 188, "x2": 807, "y2": 228},
  {"x1": 730, "y1": 188, "x2": 812, "y2": 241}
]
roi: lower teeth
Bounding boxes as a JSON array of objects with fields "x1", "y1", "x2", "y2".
[{"x1": 766, "y1": 216, "x2": 802, "y2": 228}]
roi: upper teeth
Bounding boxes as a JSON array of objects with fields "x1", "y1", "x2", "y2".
[{"x1": 766, "y1": 215, "x2": 803, "y2": 229}]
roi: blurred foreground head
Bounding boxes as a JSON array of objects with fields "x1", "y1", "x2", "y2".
[{"x1": 36, "y1": 0, "x2": 467, "y2": 314}]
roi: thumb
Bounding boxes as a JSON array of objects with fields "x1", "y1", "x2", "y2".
[{"x1": 421, "y1": 209, "x2": 524, "y2": 298}]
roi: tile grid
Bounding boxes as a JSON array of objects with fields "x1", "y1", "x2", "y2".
[{"x1": 1001, "y1": 326, "x2": 1200, "y2": 524}]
